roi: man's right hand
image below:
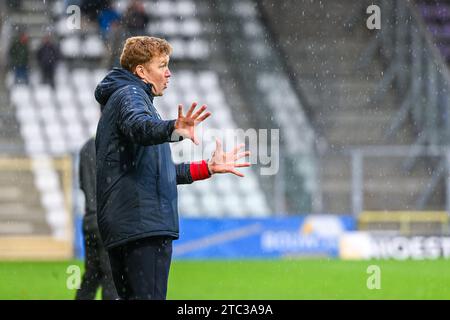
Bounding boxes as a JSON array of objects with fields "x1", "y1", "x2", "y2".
[{"x1": 173, "y1": 102, "x2": 211, "y2": 145}]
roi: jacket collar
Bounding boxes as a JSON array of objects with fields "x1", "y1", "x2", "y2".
[{"x1": 126, "y1": 69, "x2": 155, "y2": 102}]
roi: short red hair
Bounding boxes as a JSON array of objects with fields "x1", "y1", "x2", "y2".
[{"x1": 120, "y1": 36, "x2": 172, "y2": 72}]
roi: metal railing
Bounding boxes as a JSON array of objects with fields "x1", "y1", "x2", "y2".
[
  {"x1": 346, "y1": 0, "x2": 450, "y2": 213},
  {"x1": 350, "y1": 145, "x2": 450, "y2": 215},
  {"x1": 359, "y1": 0, "x2": 450, "y2": 146}
]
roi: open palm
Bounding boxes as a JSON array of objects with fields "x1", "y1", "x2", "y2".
[
  {"x1": 208, "y1": 139, "x2": 251, "y2": 177},
  {"x1": 174, "y1": 102, "x2": 211, "y2": 145}
]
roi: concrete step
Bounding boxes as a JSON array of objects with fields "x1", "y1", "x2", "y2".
[
  {"x1": 320, "y1": 190, "x2": 352, "y2": 214},
  {"x1": 0, "y1": 221, "x2": 51, "y2": 236},
  {"x1": 8, "y1": 12, "x2": 50, "y2": 25},
  {"x1": 266, "y1": 0, "x2": 365, "y2": 37},
  {"x1": 292, "y1": 59, "x2": 383, "y2": 77},
  {"x1": 291, "y1": 39, "x2": 377, "y2": 59},
  {"x1": 320, "y1": 177, "x2": 445, "y2": 212},
  {"x1": 364, "y1": 184, "x2": 445, "y2": 210},
  {"x1": 21, "y1": 0, "x2": 49, "y2": 12},
  {"x1": 324, "y1": 124, "x2": 414, "y2": 146},
  {"x1": 319, "y1": 156, "x2": 440, "y2": 179},
  {"x1": 0, "y1": 139, "x2": 25, "y2": 152},
  {"x1": 320, "y1": 112, "x2": 392, "y2": 128},
  {"x1": 0, "y1": 236, "x2": 72, "y2": 259},
  {"x1": 0, "y1": 171, "x2": 35, "y2": 185},
  {"x1": 0, "y1": 202, "x2": 45, "y2": 216}
]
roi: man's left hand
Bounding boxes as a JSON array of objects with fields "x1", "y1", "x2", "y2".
[{"x1": 207, "y1": 139, "x2": 251, "y2": 177}]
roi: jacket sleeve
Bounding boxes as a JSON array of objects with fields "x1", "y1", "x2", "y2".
[
  {"x1": 176, "y1": 163, "x2": 193, "y2": 185},
  {"x1": 176, "y1": 160, "x2": 211, "y2": 185},
  {"x1": 117, "y1": 86, "x2": 178, "y2": 146}
]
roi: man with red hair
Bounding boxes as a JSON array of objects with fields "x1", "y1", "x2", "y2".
[{"x1": 95, "y1": 36, "x2": 250, "y2": 300}]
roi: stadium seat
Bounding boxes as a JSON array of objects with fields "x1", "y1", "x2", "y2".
[
  {"x1": 16, "y1": 105, "x2": 38, "y2": 124},
  {"x1": 55, "y1": 86, "x2": 74, "y2": 105},
  {"x1": 46, "y1": 209, "x2": 68, "y2": 237},
  {"x1": 245, "y1": 193, "x2": 270, "y2": 217},
  {"x1": 215, "y1": 175, "x2": 234, "y2": 194},
  {"x1": 61, "y1": 36, "x2": 81, "y2": 58},
  {"x1": 34, "y1": 86, "x2": 53, "y2": 106},
  {"x1": 181, "y1": 19, "x2": 202, "y2": 37},
  {"x1": 223, "y1": 193, "x2": 246, "y2": 217},
  {"x1": 11, "y1": 85, "x2": 31, "y2": 105},
  {"x1": 84, "y1": 35, "x2": 106, "y2": 58},
  {"x1": 43, "y1": 123, "x2": 64, "y2": 142},
  {"x1": 34, "y1": 169, "x2": 59, "y2": 192},
  {"x1": 49, "y1": 139, "x2": 68, "y2": 155},
  {"x1": 153, "y1": 1, "x2": 173, "y2": 17},
  {"x1": 178, "y1": 188, "x2": 201, "y2": 217},
  {"x1": 177, "y1": 1, "x2": 196, "y2": 17},
  {"x1": 201, "y1": 193, "x2": 224, "y2": 217}
]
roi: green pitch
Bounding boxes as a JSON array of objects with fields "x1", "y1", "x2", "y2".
[{"x1": 0, "y1": 259, "x2": 449, "y2": 299}]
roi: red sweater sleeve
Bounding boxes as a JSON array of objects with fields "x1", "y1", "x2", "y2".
[{"x1": 190, "y1": 160, "x2": 211, "y2": 181}]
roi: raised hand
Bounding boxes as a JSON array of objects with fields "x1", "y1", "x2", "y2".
[
  {"x1": 174, "y1": 102, "x2": 211, "y2": 145},
  {"x1": 207, "y1": 139, "x2": 251, "y2": 177}
]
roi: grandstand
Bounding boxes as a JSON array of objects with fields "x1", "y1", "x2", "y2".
[
  {"x1": 1, "y1": 0, "x2": 292, "y2": 258},
  {"x1": 0, "y1": 0, "x2": 450, "y2": 300}
]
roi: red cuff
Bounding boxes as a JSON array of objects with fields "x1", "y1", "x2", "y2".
[{"x1": 190, "y1": 160, "x2": 211, "y2": 181}]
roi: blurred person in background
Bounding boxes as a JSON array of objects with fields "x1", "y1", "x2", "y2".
[
  {"x1": 106, "y1": 21, "x2": 127, "y2": 68},
  {"x1": 81, "y1": 0, "x2": 109, "y2": 23},
  {"x1": 9, "y1": 31, "x2": 29, "y2": 85},
  {"x1": 63, "y1": 0, "x2": 81, "y2": 9},
  {"x1": 123, "y1": 0, "x2": 149, "y2": 36},
  {"x1": 98, "y1": 3, "x2": 121, "y2": 41},
  {"x1": 95, "y1": 36, "x2": 250, "y2": 300},
  {"x1": 7, "y1": 0, "x2": 22, "y2": 10},
  {"x1": 36, "y1": 35, "x2": 60, "y2": 89},
  {"x1": 76, "y1": 137, "x2": 118, "y2": 300}
]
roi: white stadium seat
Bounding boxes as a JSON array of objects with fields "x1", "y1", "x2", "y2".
[
  {"x1": 177, "y1": 1, "x2": 196, "y2": 16},
  {"x1": 61, "y1": 36, "x2": 81, "y2": 58},
  {"x1": 181, "y1": 19, "x2": 202, "y2": 37},
  {"x1": 84, "y1": 35, "x2": 106, "y2": 58}
]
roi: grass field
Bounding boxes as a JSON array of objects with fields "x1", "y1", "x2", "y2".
[{"x1": 0, "y1": 259, "x2": 449, "y2": 299}]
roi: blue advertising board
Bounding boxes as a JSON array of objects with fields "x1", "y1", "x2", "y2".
[
  {"x1": 174, "y1": 215, "x2": 355, "y2": 259},
  {"x1": 75, "y1": 215, "x2": 355, "y2": 259}
]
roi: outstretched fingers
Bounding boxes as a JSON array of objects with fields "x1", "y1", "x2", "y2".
[
  {"x1": 229, "y1": 169, "x2": 245, "y2": 177},
  {"x1": 232, "y1": 143, "x2": 245, "y2": 154},
  {"x1": 178, "y1": 104, "x2": 184, "y2": 118},
  {"x1": 234, "y1": 162, "x2": 251, "y2": 168},
  {"x1": 191, "y1": 104, "x2": 207, "y2": 119},
  {"x1": 196, "y1": 111, "x2": 211, "y2": 123},
  {"x1": 234, "y1": 151, "x2": 251, "y2": 161},
  {"x1": 185, "y1": 102, "x2": 198, "y2": 118},
  {"x1": 215, "y1": 138, "x2": 223, "y2": 151}
]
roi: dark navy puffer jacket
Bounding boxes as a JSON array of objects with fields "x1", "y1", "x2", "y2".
[{"x1": 94, "y1": 68, "x2": 192, "y2": 249}]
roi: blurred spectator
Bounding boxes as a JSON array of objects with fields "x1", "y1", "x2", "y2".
[
  {"x1": 8, "y1": 31, "x2": 29, "y2": 85},
  {"x1": 106, "y1": 21, "x2": 127, "y2": 68},
  {"x1": 7, "y1": 0, "x2": 22, "y2": 10},
  {"x1": 36, "y1": 36, "x2": 60, "y2": 88},
  {"x1": 64, "y1": 0, "x2": 81, "y2": 9},
  {"x1": 81, "y1": 0, "x2": 110, "y2": 23},
  {"x1": 98, "y1": 4, "x2": 121, "y2": 41},
  {"x1": 123, "y1": 0, "x2": 149, "y2": 36}
]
